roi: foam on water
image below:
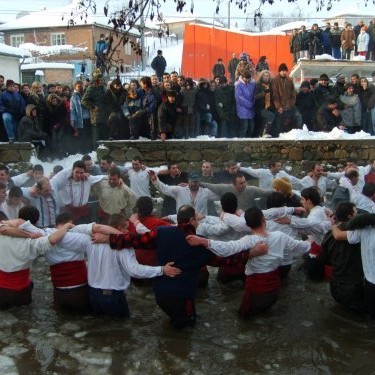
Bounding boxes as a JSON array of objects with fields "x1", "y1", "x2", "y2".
[
  {"x1": 1, "y1": 346, "x2": 29, "y2": 356},
  {"x1": 0, "y1": 355, "x2": 18, "y2": 374}
]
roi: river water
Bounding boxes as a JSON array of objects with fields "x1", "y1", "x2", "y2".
[{"x1": 0, "y1": 256, "x2": 374, "y2": 375}]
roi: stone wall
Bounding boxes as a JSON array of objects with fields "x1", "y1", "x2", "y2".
[
  {"x1": 97, "y1": 139, "x2": 375, "y2": 176},
  {"x1": 0, "y1": 143, "x2": 34, "y2": 164}
]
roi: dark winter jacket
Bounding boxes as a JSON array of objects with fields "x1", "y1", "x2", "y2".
[
  {"x1": 158, "y1": 100, "x2": 177, "y2": 134},
  {"x1": 0, "y1": 90, "x2": 25, "y2": 120},
  {"x1": 151, "y1": 55, "x2": 167, "y2": 77},
  {"x1": 215, "y1": 84, "x2": 235, "y2": 121},
  {"x1": 18, "y1": 104, "x2": 47, "y2": 142}
]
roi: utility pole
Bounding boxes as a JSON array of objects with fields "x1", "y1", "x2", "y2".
[
  {"x1": 140, "y1": 14, "x2": 145, "y2": 71},
  {"x1": 228, "y1": 1, "x2": 230, "y2": 29}
]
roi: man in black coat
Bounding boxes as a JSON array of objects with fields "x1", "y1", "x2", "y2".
[{"x1": 151, "y1": 50, "x2": 167, "y2": 82}]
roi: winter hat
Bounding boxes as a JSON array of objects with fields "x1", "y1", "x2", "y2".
[
  {"x1": 239, "y1": 52, "x2": 248, "y2": 61},
  {"x1": 6, "y1": 79, "x2": 15, "y2": 87},
  {"x1": 300, "y1": 81, "x2": 310, "y2": 89},
  {"x1": 198, "y1": 77, "x2": 209, "y2": 87},
  {"x1": 218, "y1": 76, "x2": 228, "y2": 84},
  {"x1": 185, "y1": 78, "x2": 194, "y2": 87},
  {"x1": 335, "y1": 73, "x2": 346, "y2": 81},
  {"x1": 188, "y1": 172, "x2": 201, "y2": 181},
  {"x1": 272, "y1": 178, "x2": 292, "y2": 195},
  {"x1": 278, "y1": 63, "x2": 288, "y2": 72}
]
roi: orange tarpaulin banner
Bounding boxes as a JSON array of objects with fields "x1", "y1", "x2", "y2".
[{"x1": 181, "y1": 24, "x2": 294, "y2": 80}]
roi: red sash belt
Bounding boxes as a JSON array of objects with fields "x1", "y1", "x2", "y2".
[
  {"x1": 245, "y1": 269, "x2": 281, "y2": 293},
  {"x1": 0, "y1": 268, "x2": 31, "y2": 290},
  {"x1": 50, "y1": 260, "x2": 87, "y2": 288},
  {"x1": 135, "y1": 249, "x2": 157, "y2": 266},
  {"x1": 309, "y1": 242, "x2": 322, "y2": 257},
  {"x1": 98, "y1": 207, "x2": 110, "y2": 220},
  {"x1": 64, "y1": 205, "x2": 90, "y2": 222}
]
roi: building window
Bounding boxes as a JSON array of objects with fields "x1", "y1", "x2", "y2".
[
  {"x1": 124, "y1": 42, "x2": 132, "y2": 56},
  {"x1": 10, "y1": 34, "x2": 24, "y2": 47},
  {"x1": 51, "y1": 33, "x2": 66, "y2": 46}
]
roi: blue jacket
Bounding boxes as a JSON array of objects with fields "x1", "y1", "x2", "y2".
[
  {"x1": 235, "y1": 78, "x2": 255, "y2": 119},
  {"x1": 0, "y1": 90, "x2": 26, "y2": 120},
  {"x1": 70, "y1": 91, "x2": 89, "y2": 128}
]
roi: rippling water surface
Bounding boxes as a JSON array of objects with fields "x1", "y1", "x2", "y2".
[{"x1": 1, "y1": 258, "x2": 374, "y2": 374}]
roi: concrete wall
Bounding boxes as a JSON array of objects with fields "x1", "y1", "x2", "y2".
[{"x1": 96, "y1": 139, "x2": 375, "y2": 176}]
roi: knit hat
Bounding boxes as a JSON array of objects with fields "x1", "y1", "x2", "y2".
[
  {"x1": 218, "y1": 75, "x2": 228, "y2": 84},
  {"x1": 300, "y1": 81, "x2": 310, "y2": 89},
  {"x1": 335, "y1": 73, "x2": 346, "y2": 81},
  {"x1": 239, "y1": 52, "x2": 248, "y2": 61},
  {"x1": 278, "y1": 63, "x2": 288, "y2": 72},
  {"x1": 272, "y1": 177, "x2": 292, "y2": 195},
  {"x1": 188, "y1": 172, "x2": 201, "y2": 181},
  {"x1": 6, "y1": 79, "x2": 15, "y2": 87}
]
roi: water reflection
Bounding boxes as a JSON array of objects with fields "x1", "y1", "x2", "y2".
[{"x1": 0, "y1": 258, "x2": 374, "y2": 374}]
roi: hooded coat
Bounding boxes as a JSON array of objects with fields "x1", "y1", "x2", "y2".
[{"x1": 18, "y1": 104, "x2": 47, "y2": 142}]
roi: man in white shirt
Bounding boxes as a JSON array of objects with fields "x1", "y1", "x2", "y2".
[
  {"x1": 151, "y1": 171, "x2": 219, "y2": 216},
  {"x1": 125, "y1": 156, "x2": 165, "y2": 198},
  {"x1": 240, "y1": 159, "x2": 302, "y2": 190},
  {"x1": 0, "y1": 164, "x2": 31, "y2": 190},
  {"x1": 187, "y1": 206, "x2": 310, "y2": 318},
  {"x1": 339, "y1": 177, "x2": 375, "y2": 214},
  {"x1": 0, "y1": 213, "x2": 73, "y2": 309},
  {"x1": 275, "y1": 187, "x2": 332, "y2": 281},
  {"x1": 300, "y1": 163, "x2": 337, "y2": 201},
  {"x1": 51, "y1": 160, "x2": 104, "y2": 224},
  {"x1": 21, "y1": 177, "x2": 59, "y2": 228}
]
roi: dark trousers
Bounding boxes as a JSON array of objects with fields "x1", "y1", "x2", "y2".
[
  {"x1": 53, "y1": 285, "x2": 91, "y2": 313},
  {"x1": 0, "y1": 283, "x2": 33, "y2": 309},
  {"x1": 155, "y1": 294, "x2": 196, "y2": 329},
  {"x1": 364, "y1": 279, "x2": 375, "y2": 319},
  {"x1": 89, "y1": 287, "x2": 130, "y2": 318},
  {"x1": 239, "y1": 289, "x2": 279, "y2": 318},
  {"x1": 330, "y1": 280, "x2": 364, "y2": 312}
]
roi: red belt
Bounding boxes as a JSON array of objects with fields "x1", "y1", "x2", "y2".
[
  {"x1": 50, "y1": 260, "x2": 87, "y2": 288},
  {"x1": 0, "y1": 268, "x2": 31, "y2": 290},
  {"x1": 245, "y1": 269, "x2": 281, "y2": 293}
]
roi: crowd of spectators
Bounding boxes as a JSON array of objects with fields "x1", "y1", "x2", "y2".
[
  {"x1": 290, "y1": 19, "x2": 375, "y2": 62},
  {"x1": 0, "y1": 49, "x2": 375, "y2": 152}
]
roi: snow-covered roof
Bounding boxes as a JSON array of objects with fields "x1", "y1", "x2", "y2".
[
  {"x1": 0, "y1": 3, "x2": 138, "y2": 35},
  {"x1": 0, "y1": 43, "x2": 30, "y2": 58},
  {"x1": 156, "y1": 16, "x2": 210, "y2": 25},
  {"x1": 0, "y1": 0, "x2": 71, "y2": 24},
  {"x1": 323, "y1": 5, "x2": 374, "y2": 20},
  {"x1": 268, "y1": 21, "x2": 314, "y2": 33},
  {"x1": 21, "y1": 62, "x2": 75, "y2": 71},
  {"x1": 20, "y1": 43, "x2": 88, "y2": 57}
]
